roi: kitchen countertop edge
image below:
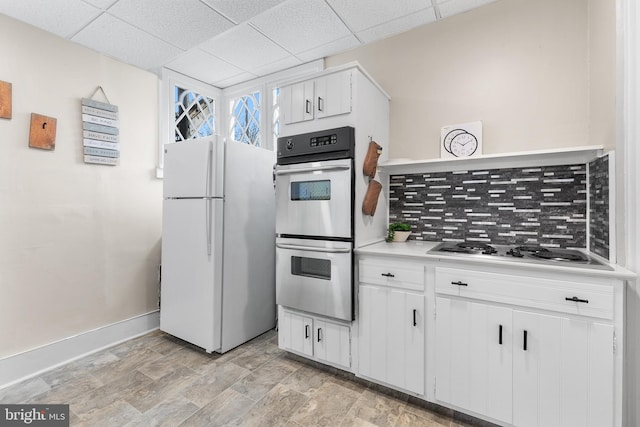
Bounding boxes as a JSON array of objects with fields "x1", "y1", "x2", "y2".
[{"x1": 355, "y1": 241, "x2": 637, "y2": 280}]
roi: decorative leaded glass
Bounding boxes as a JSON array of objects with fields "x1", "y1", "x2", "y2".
[
  {"x1": 272, "y1": 87, "x2": 280, "y2": 148},
  {"x1": 174, "y1": 86, "x2": 215, "y2": 142},
  {"x1": 230, "y1": 91, "x2": 261, "y2": 146}
]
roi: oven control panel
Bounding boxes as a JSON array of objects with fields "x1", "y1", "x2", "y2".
[
  {"x1": 277, "y1": 126, "x2": 354, "y2": 165},
  {"x1": 310, "y1": 134, "x2": 338, "y2": 147}
]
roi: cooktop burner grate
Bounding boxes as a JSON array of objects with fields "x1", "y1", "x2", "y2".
[
  {"x1": 530, "y1": 251, "x2": 588, "y2": 262},
  {"x1": 514, "y1": 245, "x2": 550, "y2": 253},
  {"x1": 428, "y1": 241, "x2": 611, "y2": 270}
]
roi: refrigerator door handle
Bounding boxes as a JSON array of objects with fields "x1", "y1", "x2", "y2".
[
  {"x1": 206, "y1": 144, "x2": 213, "y2": 197},
  {"x1": 206, "y1": 199, "x2": 212, "y2": 257}
]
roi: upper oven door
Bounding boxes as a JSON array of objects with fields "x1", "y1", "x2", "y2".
[{"x1": 275, "y1": 158, "x2": 352, "y2": 239}]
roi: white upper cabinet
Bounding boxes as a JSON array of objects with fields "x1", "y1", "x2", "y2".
[
  {"x1": 281, "y1": 69, "x2": 352, "y2": 125},
  {"x1": 315, "y1": 71, "x2": 352, "y2": 119}
]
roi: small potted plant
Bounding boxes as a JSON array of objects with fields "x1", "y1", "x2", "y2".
[{"x1": 386, "y1": 222, "x2": 411, "y2": 242}]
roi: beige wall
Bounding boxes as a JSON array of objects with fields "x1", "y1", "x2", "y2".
[
  {"x1": 0, "y1": 15, "x2": 161, "y2": 357},
  {"x1": 327, "y1": 0, "x2": 615, "y2": 159},
  {"x1": 588, "y1": 0, "x2": 617, "y2": 150}
]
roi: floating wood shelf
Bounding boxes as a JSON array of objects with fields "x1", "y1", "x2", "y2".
[{"x1": 378, "y1": 145, "x2": 605, "y2": 174}]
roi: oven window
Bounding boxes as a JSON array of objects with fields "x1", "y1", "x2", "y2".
[
  {"x1": 291, "y1": 180, "x2": 330, "y2": 201},
  {"x1": 291, "y1": 256, "x2": 331, "y2": 280}
]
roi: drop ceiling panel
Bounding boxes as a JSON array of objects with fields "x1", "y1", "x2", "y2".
[
  {"x1": 438, "y1": 0, "x2": 498, "y2": 19},
  {"x1": 199, "y1": 24, "x2": 291, "y2": 71},
  {"x1": 250, "y1": 0, "x2": 351, "y2": 54},
  {"x1": 326, "y1": 0, "x2": 432, "y2": 32},
  {"x1": 165, "y1": 49, "x2": 244, "y2": 85},
  {"x1": 107, "y1": 0, "x2": 234, "y2": 50},
  {"x1": 201, "y1": 0, "x2": 287, "y2": 24},
  {"x1": 252, "y1": 55, "x2": 302, "y2": 78},
  {"x1": 0, "y1": 0, "x2": 101, "y2": 38},
  {"x1": 213, "y1": 71, "x2": 259, "y2": 88},
  {"x1": 1, "y1": 0, "x2": 501, "y2": 86},
  {"x1": 72, "y1": 14, "x2": 182, "y2": 70},
  {"x1": 296, "y1": 35, "x2": 361, "y2": 62},
  {"x1": 82, "y1": 0, "x2": 118, "y2": 9},
  {"x1": 357, "y1": 7, "x2": 437, "y2": 43}
]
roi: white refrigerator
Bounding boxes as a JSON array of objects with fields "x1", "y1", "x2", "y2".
[{"x1": 161, "y1": 136, "x2": 276, "y2": 353}]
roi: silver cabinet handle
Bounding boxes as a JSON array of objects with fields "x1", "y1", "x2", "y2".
[
  {"x1": 275, "y1": 165, "x2": 350, "y2": 175},
  {"x1": 276, "y1": 243, "x2": 351, "y2": 253}
]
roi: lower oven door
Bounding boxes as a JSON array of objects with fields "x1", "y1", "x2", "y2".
[{"x1": 276, "y1": 237, "x2": 352, "y2": 321}]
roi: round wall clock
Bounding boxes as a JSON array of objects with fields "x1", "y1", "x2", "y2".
[
  {"x1": 449, "y1": 131, "x2": 478, "y2": 157},
  {"x1": 440, "y1": 121, "x2": 483, "y2": 159}
]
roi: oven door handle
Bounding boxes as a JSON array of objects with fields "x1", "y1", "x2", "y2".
[
  {"x1": 275, "y1": 165, "x2": 351, "y2": 175},
  {"x1": 276, "y1": 243, "x2": 351, "y2": 253}
]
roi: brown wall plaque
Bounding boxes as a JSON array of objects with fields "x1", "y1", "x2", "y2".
[
  {"x1": 29, "y1": 113, "x2": 57, "y2": 150},
  {"x1": 0, "y1": 80, "x2": 11, "y2": 119}
]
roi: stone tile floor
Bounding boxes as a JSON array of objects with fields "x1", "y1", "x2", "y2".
[{"x1": 0, "y1": 329, "x2": 487, "y2": 426}]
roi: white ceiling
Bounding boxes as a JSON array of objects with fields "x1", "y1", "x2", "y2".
[{"x1": 0, "y1": 0, "x2": 497, "y2": 88}]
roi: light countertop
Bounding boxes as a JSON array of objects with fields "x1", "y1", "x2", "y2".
[{"x1": 356, "y1": 240, "x2": 637, "y2": 280}]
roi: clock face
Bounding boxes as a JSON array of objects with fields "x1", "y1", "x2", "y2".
[
  {"x1": 450, "y1": 132, "x2": 478, "y2": 157},
  {"x1": 442, "y1": 128, "x2": 466, "y2": 154}
]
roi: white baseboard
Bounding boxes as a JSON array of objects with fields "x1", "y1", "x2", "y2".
[{"x1": 0, "y1": 310, "x2": 160, "y2": 389}]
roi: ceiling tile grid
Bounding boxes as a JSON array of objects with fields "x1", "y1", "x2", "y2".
[
  {"x1": 165, "y1": 49, "x2": 245, "y2": 85},
  {"x1": 199, "y1": 24, "x2": 292, "y2": 71},
  {"x1": 356, "y1": 6, "x2": 438, "y2": 44},
  {"x1": 71, "y1": 13, "x2": 183, "y2": 71},
  {"x1": 250, "y1": 0, "x2": 352, "y2": 54},
  {"x1": 81, "y1": 0, "x2": 118, "y2": 10},
  {"x1": 0, "y1": 0, "x2": 101, "y2": 38},
  {"x1": 107, "y1": 0, "x2": 235, "y2": 50},
  {"x1": 201, "y1": 0, "x2": 288, "y2": 24},
  {"x1": 326, "y1": 0, "x2": 432, "y2": 33},
  {"x1": 1, "y1": 0, "x2": 500, "y2": 87}
]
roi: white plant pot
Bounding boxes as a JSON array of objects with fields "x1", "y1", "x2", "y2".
[{"x1": 392, "y1": 230, "x2": 411, "y2": 242}]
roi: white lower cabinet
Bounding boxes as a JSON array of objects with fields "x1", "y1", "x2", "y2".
[
  {"x1": 358, "y1": 257, "x2": 426, "y2": 395},
  {"x1": 435, "y1": 266, "x2": 616, "y2": 427},
  {"x1": 435, "y1": 298, "x2": 513, "y2": 424},
  {"x1": 512, "y1": 310, "x2": 613, "y2": 427},
  {"x1": 278, "y1": 306, "x2": 351, "y2": 369},
  {"x1": 359, "y1": 284, "x2": 425, "y2": 394}
]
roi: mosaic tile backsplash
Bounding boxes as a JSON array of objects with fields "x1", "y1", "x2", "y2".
[
  {"x1": 589, "y1": 155, "x2": 610, "y2": 259},
  {"x1": 389, "y1": 164, "x2": 587, "y2": 247}
]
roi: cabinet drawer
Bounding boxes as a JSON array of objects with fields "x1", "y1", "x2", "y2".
[
  {"x1": 359, "y1": 258, "x2": 424, "y2": 291},
  {"x1": 435, "y1": 267, "x2": 614, "y2": 320}
]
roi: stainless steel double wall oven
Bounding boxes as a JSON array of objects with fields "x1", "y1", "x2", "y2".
[{"x1": 275, "y1": 127, "x2": 355, "y2": 321}]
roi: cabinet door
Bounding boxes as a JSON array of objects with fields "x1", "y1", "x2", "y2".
[
  {"x1": 358, "y1": 284, "x2": 387, "y2": 382},
  {"x1": 389, "y1": 289, "x2": 424, "y2": 395},
  {"x1": 282, "y1": 81, "x2": 314, "y2": 125},
  {"x1": 279, "y1": 309, "x2": 313, "y2": 357},
  {"x1": 513, "y1": 311, "x2": 614, "y2": 427},
  {"x1": 359, "y1": 285, "x2": 425, "y2": 394},
  {"x1": 315, "y1": 320, "x2": 350, "y2": 368},
  {"x1": 435, "y1": 297, "x2": 513, "y2": 424},
  {"x1": 315, "y1": 71, "x2": 352, "y2": 119}
]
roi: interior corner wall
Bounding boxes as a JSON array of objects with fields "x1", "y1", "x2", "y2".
[
  {"x1": 0, "y1": 14, "x2": 162, "y2": 358},
  {"x1": 326, "y1": 0, "x2": 609, "y2": 160},
  {"x1": 588, "y1": 0, "x2": 617, "y2": 150}
]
